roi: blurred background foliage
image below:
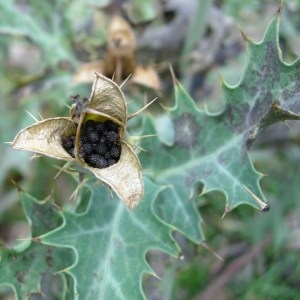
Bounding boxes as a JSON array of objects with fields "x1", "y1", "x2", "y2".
[{"x1": 0, "y1": 0, "x2": 300, "y2": 299}]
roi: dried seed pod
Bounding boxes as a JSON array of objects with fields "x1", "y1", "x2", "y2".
[
  {"x1": 12, "y1": 118, "x2": 77, "y2": 161},
  {"x1": 90, "y1": 141, "x2": 142, "y2": 209},
  {"x1": 72, "y1": 15, "x2": 160, "y2": 90},
  {"x1": 11, "y1": 73, "x2": 148, "y2": 210}
]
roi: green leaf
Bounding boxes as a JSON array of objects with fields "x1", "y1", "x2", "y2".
[
  {"x1": 139, "y1": 8, "x2": 300, "y2": 239},
  {"x1": 41, "y1": 178, "x2": 180, "y2": 300},
  {"x1": 229, "y1": 8, "x2": 300, "y2": 138},
  {"x1": 124, "y1": 0, "x2": 158, "y2": 23},
  {"x1": 0, "y1": 1, "x2": 75, "y2": 65},
  {"x1": 0, "y1": 193, "x2": 74, "y2": 299}
]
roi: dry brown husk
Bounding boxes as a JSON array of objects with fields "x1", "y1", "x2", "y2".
[
  {"x1": 12, "y1": 73, "x2": 144, "y2": 210},
  {"x1": 72, "y1": 15, "x2": 160, "y2": 90}
]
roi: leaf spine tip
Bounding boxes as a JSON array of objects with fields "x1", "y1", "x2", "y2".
[
  {"x1": 240, "y1": 29, "x2": 248, "y2": 42},
  {"x1": 169, "y1": 64, "x2": 179, "y2": 86},
  {"x1": 221, "y1": 205, "x2": 231, "y2": 219},
  {"x1": 120, "y1": 73, "x2": 132, "y2": 88},
  {"x1": 219, "y1": 74, "x2": 226, "y2": 85},
  {"x1": 32, "y1": 237, "x2": 41, "y2": 243},
  {"x1": 243, "y1": 185, "x2": 268, "y2": 211},
  {"x1": 260, "y1": 204, "x2": 270, "y2": 212},
  {"x1": 277, "y1": 0, "x2": 283, "y2": 15},
  {"x1": 25, "y1": 109, "x2": 40, "y2": 122},
  {"x1": 202, "y1": 242, "x2": 223, "y2": 261}
]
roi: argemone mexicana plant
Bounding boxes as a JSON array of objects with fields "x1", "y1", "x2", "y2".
[{"x1": 12, "y1": 73, "x2": 152, "y2": 210}]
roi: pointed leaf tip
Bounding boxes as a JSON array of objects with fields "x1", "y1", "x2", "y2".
[
  {"x1": 243, "y1": 185, "x2": 268, "y2": 211},
  {"x1": 277, "y1": 0, "x2": 283, "y2": 15},
  {"x1": 240, "y1": 29, "x2": 248, "y2": 42},
  {"x1": 260, "y1": 204, "x2": 270, "y2": 213},
  {"x1": 169, "y1": 64, "x2": 180, "y2": 86}
]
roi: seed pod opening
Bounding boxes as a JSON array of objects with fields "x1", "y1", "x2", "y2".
[
  {"x1": 61, "y1": 116, "x2": 122, "y2": 169},
  {"x1": 12, "y1": 73, "x2": 146, "y2": 210}
]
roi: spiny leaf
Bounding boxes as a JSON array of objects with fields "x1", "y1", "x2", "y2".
[
  {"x1": 0, "y1": 193, "x2": 74, "y2": 300},
  {"x1": 40, "y1": 178, "x2": 180, "y2": 300},
  {"x1": 227, "y1": 7, "x2": 300, "y2": 141},
  {"x1": 139, "y1": 7, "x2": 300, "y2": 239},
  {"x1": 0, "y1": 1, "x2": 74, "y2": 65}
]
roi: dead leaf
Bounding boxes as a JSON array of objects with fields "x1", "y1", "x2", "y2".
[{"x1": 131, "y1": 65, "x2": 160, "y2": 90}]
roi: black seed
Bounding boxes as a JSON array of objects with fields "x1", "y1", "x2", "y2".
[
  {"x1": 69, "y1": 147, "x2": 75, "y2": 158},
  {"x1": 96, "y1": 157, "x2": 108, "y2": 168},
  {"x1": 84, "y1": 120, "x2": 96, "y2": 133},
  {"x1": 80, "y1": 135, "x2": 89, "y2": 144},
  {"x1": 71, "y1": 134, "x2": 76, "y2": 142},
  {"x1": 105, "y1": 120, "x2": 119, "y2": 132},
  {"x1": 86, "y1": 154, "x2": 100, "y2": 167},
  {"x1": 106, "y1": 131, "x2": 119, "y2": 143},
  {"x1": 107, "y1": 158, "x2": 117, "y2": 166},
  {"x1": 79, "y1": 151, "x2": 86, "y2": 159},
  {"x1": 95, "y1": 122, "x2": 106, "y2": 133},
  {"x1": 95, "y1": 144, "x2": 107, "y2": 155},
  {"x1": 88, "y1": 131, "x2": 100, "y2": 143},
  {"x1": 89, "y1": 143, "x2": 96, "y2": 151},
  {"x1": 100, "y1": 135, "x2": 107, "y2": 144},
  {"x1": 62, "y1": 134, "x2": 75, "y2": 150},
  {"x1": 87, "y1": 154, "x2": 108, "y2": 168},
  {"x1": 106, "y1": 142, "x2": 114, "y2": 150},
  {"x1": 104, "y1": 152, "x2": 111, "y2": 159},
  {"x1": 81, "y1": 143, "x2": 93, "y2": 154},
  {"x1": 110, "y1": 144, "x2": 121, "y2": 158}
]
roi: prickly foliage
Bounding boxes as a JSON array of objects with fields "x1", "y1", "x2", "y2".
[
  {"x1": 139, "y1": 8, "x2": 300, "y2": 240},
  {"x1": 0, "y1": 193, "x2": 74, "y2": 299},
  {"x1": 41, "y1": 179, "x2": 179, "y2": 300},
  {"x1": 1, "y1": 6, "x2": 300, "y2": 300}
]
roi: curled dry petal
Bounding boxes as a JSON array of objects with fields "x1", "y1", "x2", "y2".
[
  {"x1": 89, "y1": 141, "x2": 143, "y2": 210},
  {"x1": 87, "y1": 73, "x2": 127, "y2": 132},
  {"x1": 12, "y1": 118, "x2": 76, "y2": 161},
  {"x1": 131, "y1": 65, "x2": 160, "y2": 90},
  {"x1": 72, "y1": 16, "x2": 161, "y2": 89}
]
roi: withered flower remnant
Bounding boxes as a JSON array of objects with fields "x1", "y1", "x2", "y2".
[
  {"x1": 12, "y1": 73, "x2": 145, "y2": 210},
  {"x1": 73, "y1": 15, "x2": 160, "y2": 90}
]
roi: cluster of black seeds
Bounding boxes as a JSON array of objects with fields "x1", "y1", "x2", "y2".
[{"x1": 62, "y1": 119, "x2": 121, "y2": 168}]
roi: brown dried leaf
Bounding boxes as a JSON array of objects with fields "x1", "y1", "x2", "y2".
[
  {"x1": 131, "y1": 65, "x2": 160, "y2": 90},
  {"x1": 12, "y1": 118, "x2": 76, "y2": 161},
  {"x1": 89, "y1": 141, "x2": 143, "y2": 210},
  {"x1": 73, "y1": 15, "x2": 161, "y2": 90}
]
